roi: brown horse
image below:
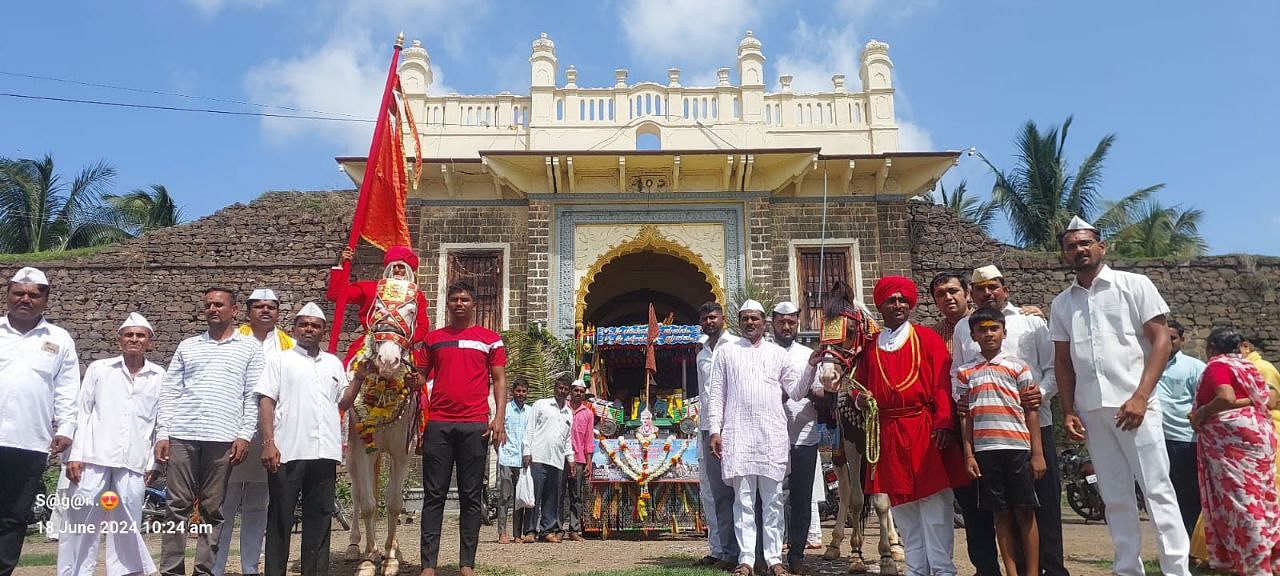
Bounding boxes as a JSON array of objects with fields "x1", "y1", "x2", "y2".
[{"x1": 814, "y1": 281, "x2": 904, "y2": 575}]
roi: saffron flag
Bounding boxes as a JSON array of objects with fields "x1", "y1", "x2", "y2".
[
  {"x1": 645, "y1": 303, "x2": 659, "y2": 375},
  {"x1": 358, "y1": 79, "x2": 422, "y2": 250},
  {"x1": 328, "y1": 35, "x2": 423, "y2": 354}
]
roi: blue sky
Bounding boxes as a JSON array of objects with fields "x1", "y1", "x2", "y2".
[{"x1": 3, "y1": 1, "x2": 1276, "y2": 254}]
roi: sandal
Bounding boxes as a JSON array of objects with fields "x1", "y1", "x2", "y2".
[
  {"x1": 732, "y1": 563, "x2": 754, "y2": 576},
  {"x1": 698, "y1": 556, "x2": 721, "y2": 566},
  {"x1": 769, "y1": 563, "x2": 793, "y2": 576}
]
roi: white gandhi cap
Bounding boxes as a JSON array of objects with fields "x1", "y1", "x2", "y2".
[{"x1": 9, "y1": 267, "x2": 48, "y2": 286}]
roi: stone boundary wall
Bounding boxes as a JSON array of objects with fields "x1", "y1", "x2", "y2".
[
  {"x1": 909, "y1": 201, "x2": 1280, "y2": 352},
  {"x1": 9, "y1": 190, "x2": 1277, "y2": 364},
  {"x1": 5, "y1": 191, "x2": 379, "y2": 363}
]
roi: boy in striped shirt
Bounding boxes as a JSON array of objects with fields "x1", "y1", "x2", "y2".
[{"x1": 956, "y1": 306, "x2": 1045, "y2": 576}]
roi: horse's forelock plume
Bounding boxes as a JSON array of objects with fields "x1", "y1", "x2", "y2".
[{"x1": 822, "y1": 279, "x2": 856, "y2": 319}]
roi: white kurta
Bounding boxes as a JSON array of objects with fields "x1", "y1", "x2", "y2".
[
  {"x1": 705, "y1": 337, "x2": 811, "y2": 483},
  {"x1": 523, "y1": 398, "x2": 573, "y2": 469},
  {"x1": 67, "y1": 356, "x2": 164, "y2": 473},
  {"x1": 0, "y1": 316, "x2": 80, "y2": 453},
  {"x1": 60, "y1": 355, "x2": 163, "y2": 576}
]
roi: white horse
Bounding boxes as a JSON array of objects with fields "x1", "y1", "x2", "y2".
[
  {"x1": 343, "y1": 275, "x2": 421, "y2": 576},
  {"x1": 814, "y1": 283, "x2": 905, "y2": 575}
]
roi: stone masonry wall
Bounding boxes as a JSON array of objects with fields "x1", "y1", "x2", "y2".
[
  {"x1": 12, "y1": 191, "x2": 1278, "y2": 363},
  {"x1": 408, "y1": 201, "x2": 529, "y2": 330},
  {"x1": 9, "y1": 191, "x2": 373, "y2": 363},
  {"x1": 767, "y1": 199, "x2": 910, "y2": 303},
  {"x1": 909, "y1": 200, "x2": 1280, "y2": 353}
]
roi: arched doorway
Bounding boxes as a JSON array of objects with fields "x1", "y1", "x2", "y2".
[
  {"x1": 582, "y1": 250, "x2": 712, "y2": 411},
  {"x1": 582, "y1": 251, "x2": 714, "y2": 326}
]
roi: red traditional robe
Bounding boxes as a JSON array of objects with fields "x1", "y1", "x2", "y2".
[
  {"x1": 327, "y1": 266, "x2": 432, "y2": 367},
  {"x1": 854, "y1": 321, "x2": 968, "y2": 506}
]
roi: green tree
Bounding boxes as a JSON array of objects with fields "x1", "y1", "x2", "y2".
[
  {"x1": 979, "y1": 116, "x2": 1162, "y2": 251},
  {"x1": 929, "y1": 180, "x2": 998, "y2": 234},
  {"x1": 1106, "y1": 201, "x2": 1207, "y2": 258},
  {"x1": 103, "y1": 184, "x2": 185, "y2": 236},
  {"x1": 500, "y1": 324, "x2": 575, "y2": 400},
  {"x1": 725, "y1": 276, "x2": 775, "y2": 335},
  {"x1": 0, "y1": 155, "x2": 125, "y2": 252}
]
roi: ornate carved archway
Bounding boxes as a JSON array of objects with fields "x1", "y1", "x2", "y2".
[{"x1": 575, "y1": 225, "x2": 725, "y2": 326}]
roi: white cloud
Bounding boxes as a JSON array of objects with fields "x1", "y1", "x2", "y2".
[
  {"x1": 619, "y1": 0, "x2": 763, "y2": 71},
  {"x1": 772, "y1": 20, "x2": 861, "y2": 93},
  {"x1": 242, "y1": 0, "x2": 480, "y2": 150},
  {"x1": 896, "y1": 121, "x2": 934, "y2": 152}
]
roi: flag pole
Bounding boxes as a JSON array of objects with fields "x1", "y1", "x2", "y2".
[{"x1": 328, "y1": 32, "x2": 405, "y2": 354}]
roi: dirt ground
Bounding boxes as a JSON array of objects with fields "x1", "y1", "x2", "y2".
[{"x1": 19, "y1": 504, "x2": 1154, "y2": 576}]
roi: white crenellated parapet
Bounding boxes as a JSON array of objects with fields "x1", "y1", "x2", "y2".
[{"x1": 395, "y1": 31, "x2": 899, "y2": 155}]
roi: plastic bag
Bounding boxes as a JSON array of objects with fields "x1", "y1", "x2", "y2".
[{"x1": 516, "y1": 466, "x2": 535, "y2": 509}]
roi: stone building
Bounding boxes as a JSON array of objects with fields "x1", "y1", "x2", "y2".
[
  {"x1": 13, "y1": 32, "x2": 1278, "y2": 368},
  {"x1": 337, "y1": 32, "x2": 957, "y2": 338}
]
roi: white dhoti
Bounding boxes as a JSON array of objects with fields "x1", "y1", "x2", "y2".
[
  {"x1": 731, "y1": 474, "x2": 784, "y2": 567},
  {"x1": 56, "y1": 463, "x2": 154, "y2": 576},
  {"x1": 891, "y1": 488, "x2": 956, "y2": 576},
  {"x1": 1080, "y1": 407, "x2": 1189, "y2": 576},
  {"x1": 212, "y1": 480, "x2": 269, "y2": 576},
  {"x1": 808, "y1": 461, "x2": 824, "y2": 545}
]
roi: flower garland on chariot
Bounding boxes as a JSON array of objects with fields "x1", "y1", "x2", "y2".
[{"x1": 602, "y1": 433, "x2": 684, "y2": 519}]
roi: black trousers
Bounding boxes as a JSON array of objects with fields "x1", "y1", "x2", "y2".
[
  {"x1": 954, "y1": 479, "x2": 1002, "y2": 576},
  {"x1": 420, "y1": 421, "x2": 487, "y2": 569},
  {"x1": 264, "y1": 459, "x2": 336, "y2": 576},
  {"x1": 0, "y1": 446, "x2": 46, "y2": 576},
  {"x1": 786, "y1": 444, "x2": 818, "y2": 564},
  {"x1": 1165, "y1": 439, "x2": 1200, "y2": 538},
  {"x1": 525, "y1": 463, "x2": 564, "y2": 537}
]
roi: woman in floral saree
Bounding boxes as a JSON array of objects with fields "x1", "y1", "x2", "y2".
[{"x1": 1190, "y1": 327, "x2": 1280, "y2": 575}]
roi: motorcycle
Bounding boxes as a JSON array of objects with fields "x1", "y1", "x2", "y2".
[
  {"x1": 1060, "y1": 447, "x2": 1146, "y2": 523},
  {"x1": 818, "y1": 460, "x2": 840, "y2": 521},
  {"x1": 1060, "y1": 447, "x2": 1106, "y2": 522}
]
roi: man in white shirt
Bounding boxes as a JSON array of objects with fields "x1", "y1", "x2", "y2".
[
  {"x1": 0, "y1": 266, "x2": 80, "y2": 576},
  {"x1": 952, "y1": 265, "x2": 1067, "y2": 576},
  {"x1": 216, "y1": 288, "x2": 288, "y2": 576},
  {"x1": 257, "y1": 302, "x2": 357, "y2": 576},
  {"x1": 1051, "y1": 216, "x2": 1188, "y2": 576},
  {"x1": 772, "y1": 301, "x2": 821, "y2": 574},
  {"x1": 521, "y1": 375, "x2": 573, "y2": 543},
  {"x1": 59, "y1": 313, "x2": 162, "y2": 576},
  {"x1": 155, "y1": 287, "x2": 265, "y2": 576},
  {"x1": 694, "y1": 301, "x2": 740, "y2": 569},
  {"x1": 707, "y1": 300, "x2": 814, "y2": 576}
]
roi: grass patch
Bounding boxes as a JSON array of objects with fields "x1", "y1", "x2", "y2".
[
  {"x1": 436, "y1": 564, "x2": 526, "y2": 576},
  {"x1": 1077, "y1": 558, "x2": 1165, "y2": 576},
  {"x1": 570, "y1": 555, "x2": 721, "y2": 576},
  {"x1": 0, "y1": 244, "x2": 112, "y2": 263},
  {"x1": 17, "y1": 552, "x2": 56, "y2": 567}
]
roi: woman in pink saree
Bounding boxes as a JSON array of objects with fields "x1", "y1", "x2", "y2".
[{"x1": 1190, "y1": 327, "x2": 1280, "y2": 575}]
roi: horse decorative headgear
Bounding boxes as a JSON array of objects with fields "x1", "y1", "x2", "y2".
[{"x1": 817, "y1": 280, "x2": 880, "y2": 374}]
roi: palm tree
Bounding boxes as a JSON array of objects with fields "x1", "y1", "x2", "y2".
[
  {"x1": 1106, "y1": 201, "x2": 1208, "y2": 258},
  {"x1": 0, "y1": 155, "x2": 125, "y2": 253},
  {"x1": 978, "y1": 116, "x2": 1163, "y2": 251},
  {"x1": 500, "y1": 324, "x2": 576, "y2": 400},
  {"x1": 929, "y1": 180, "x2": 998, "y2": 234},
  {"x1": 103, "y1": 184, "x2": 185, "y2": 236},
  {"x1": 726, "y1": 276, "x2": 775, "y2": 335}
]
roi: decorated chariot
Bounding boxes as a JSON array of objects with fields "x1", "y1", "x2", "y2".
[{"x1": 576, "y1": 323, "x2": 706, "y2": 538}]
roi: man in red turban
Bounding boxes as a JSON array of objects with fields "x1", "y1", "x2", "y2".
[
  {"x1": 328, "y1": 245, "x2": 432, "y2": 366},
  {"x1": 850, "y1": 276, "x2": 967, "y2": 576}
]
